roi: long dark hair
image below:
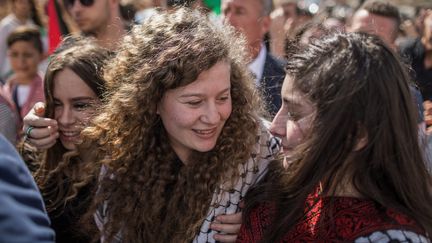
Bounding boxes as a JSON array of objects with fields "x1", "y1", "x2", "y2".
[
  {"x1": 34, "y1": 37, "x2": 110, "y2": 213},
  {"x1": 244, "y1": 32, "x2": 432, "y2": 241}
]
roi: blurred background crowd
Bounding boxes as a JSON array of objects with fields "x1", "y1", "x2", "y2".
[
  {"x1": 2, "y1": 0, "x2": 432, "y2": 142},
  {"x1": 0, "y1": 0, "x2": 432, "y2": 145}
]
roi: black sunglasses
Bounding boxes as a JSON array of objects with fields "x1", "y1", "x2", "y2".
[{"x1": 64, "y1": 0, "x2": 94, "y2": 8}]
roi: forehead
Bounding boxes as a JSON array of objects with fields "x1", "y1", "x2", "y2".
[
  {"x1": 166, "y1": 61, "x2": 231, "y2": 95},
  {"x1": 282, "y1": 75, "x2": 302, "y2": 100},
  {"x1": 352, "y1": 9, "x2": 397, "y2": 30},
  {"x1": 53, "y1": 68, "x2": 96, "y2": 97},
  {"x1": 9, "y1": 40, "x2": 38, "y2": 51},
  {"x1": 222, "y1": 0, "x2": 262, "y2": 10},
  {"x1": 282, "y1": 75, "x2": 314, "y2": 110},
  {"x1": 13, "y1": 0, "x2": 30, "y2": 5}
]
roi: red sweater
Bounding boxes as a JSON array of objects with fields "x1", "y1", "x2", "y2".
[{"x1": 238, "y1": 192, "x2": 428, "y2": 242}]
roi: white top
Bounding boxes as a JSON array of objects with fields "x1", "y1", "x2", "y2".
[
  {"x1": 16, "y1": 84, "x2": 31, "y2": 107},
  {"x1": 247, "y1": 43, "x2": 267, "y2": 85}
]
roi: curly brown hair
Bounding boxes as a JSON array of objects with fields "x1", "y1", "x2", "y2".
[
  {"x1": 32, "y1": 37, "x2": 110, "y2": 215},
  {"x1": 81, "y1": 8, "x2": 263, "y2": 242}
]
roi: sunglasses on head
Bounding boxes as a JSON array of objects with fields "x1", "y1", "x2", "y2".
[{"x1": 64, "y1": 0, "x2": 94, "y2": 8}]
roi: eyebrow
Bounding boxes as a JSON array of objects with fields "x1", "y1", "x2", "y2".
[
  {"x1": 283, "y1": 95, "x2": 303, "y2": 105},
  {"x1": 178, "y1": 87, "x2": 231, "y2": 98},
  {"x1": 54, "y1": 97, "x2": 97, "y2": 102}
]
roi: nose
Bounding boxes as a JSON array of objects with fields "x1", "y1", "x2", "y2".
[
  {"x1": 17, "y1": 55, "x2": 26, "y2": 67},
  {"x1": 270, "y1": 108, "x2": 287, "y2": 138},
  {"x1": 223, "y1": 12, "x2": 236, "y2": 27},
  {"x1": 70, "y1": 0, "x2": 82, "y2": 14},
  {"x1": 57, "y1": 107, "x2": 75, "y2": 127},
  {"x1": 201, "y1": 102, "x2": 221, "y2": 124}
]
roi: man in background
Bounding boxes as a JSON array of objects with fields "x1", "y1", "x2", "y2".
[
  {"x1": 65, "y1": 0, "x2": 127, "y2": 49},
  {"x1": 348, "y1": 0, "x2": 427, "y2": 142},
  {"x1": 222, "y1": 0, "x2": 285, "y2": 117}
]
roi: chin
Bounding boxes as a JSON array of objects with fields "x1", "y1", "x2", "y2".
[
  {"x1": 61, "y1": 141, "x2": 76, "y2": 151},
  {"x1": 15, "y1": 73, "x2": 29, "y2": 80},
  {"x1": 195, "y1": 143, "x2": 218, "y2": 153}
]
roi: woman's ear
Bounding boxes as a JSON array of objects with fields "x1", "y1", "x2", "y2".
[{"x1": 353, "y1": 124, "x2": 368, "y2": 151}]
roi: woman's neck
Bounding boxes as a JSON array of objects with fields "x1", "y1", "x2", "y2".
[
  {"x1": 332, "y1": 183, "x2": 362, "y2": 198},
  {"x1": 322, "y1": 176, "x2": 363, "y2": 198}
]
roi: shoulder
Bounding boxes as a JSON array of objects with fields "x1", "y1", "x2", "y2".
[
  {"x1": 399, "y1": 37, "x2": 419, "y2": 51},
  {"x1": 33, "y1": 73, "x2": 44, "y2": 84},
  {"x1": 0, "y1": 15, "x2": 16, "y2": 29},
  {"x1": 0, "y1": 135, "x2": 33, "y2": 185},
  {"x1": 3, "y1": 77, "x2": 17, "y2": 94},
  {"x1": 234, "y1": 119, "x2": 279, "y2": 193},
  {"x1": 331, "y1": 198, "x2": 428, "y2": 242},
  {"x1": 264, "y1": 54, "x2": 286, "y2": 76},
  {"x1": 0, "y1": 15, "x2": 20, "y2": 36},
  {"x1": 353, "y1": 229, "x2": 429, "y2": 243},
  {"x1": 30, "y1": 74, "x2": 45, "y2": 97},
  {"x1": 399, "y1": 38, "x2": 423, "y2": 58},
  {"x1": 0, "y1": 135, "x2": 55, "y2": 242}
]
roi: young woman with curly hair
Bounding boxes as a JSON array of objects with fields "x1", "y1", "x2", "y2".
[
  {"x1": 80, "y1": 8, "x2": 279, "y2": 243},
  {"x1": 21, "y1": 38, "x2": 110, "y2": 242},
  {"x1": 237, "y1": 32, "x2": 432, "y2": 242}
]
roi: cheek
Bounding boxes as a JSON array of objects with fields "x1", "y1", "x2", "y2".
[
  {"x1": 220, "y1": 102, "x2": 232, "y2": 120},
  {"x1": 29, "y1": 57, "x2": 40, "y2": 66},
  {"x1": 9, "y1": 59, "x2": 18, "y2": 67},
  {"x1": 162, "y1": 108, "x2": 199, "y2": 130},
  {"x1": 53, "y1": 107, "x2": 62, "y2": 120},
  {"x1": 77, "y1": 112, "x2": 93, "y2": 125},
  {"x1": 285, "y1": 121, "x2": 305, "y2": 146}
]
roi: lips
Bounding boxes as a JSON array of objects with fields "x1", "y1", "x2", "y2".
[
  {"x1": 74, "y1": 18, "x2": 87, "y2": 27},
  {"x1": 59, "y1": 130, "x2": 80, "y2": 141},
  {"x1": 76, "y1": 20, "x2": 86, "y2": 27},
  {"x1": 281, "y1": 146, "x2": 295, "y2": 154},
  {"x1": 193, "y1": 128, "x2": 217, "y2": 138}
]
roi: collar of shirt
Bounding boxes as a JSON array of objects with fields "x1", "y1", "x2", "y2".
[{"x1": 248, "y1": 43, "x2": 267, "y2": 85}]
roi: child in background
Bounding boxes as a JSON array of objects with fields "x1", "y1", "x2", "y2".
[
  {"x1": 0, "y1": 0, "x2": 46, "y2": 82},
  {"x1": 2, "y1": 25, "x2": 44, "y2": 131}
]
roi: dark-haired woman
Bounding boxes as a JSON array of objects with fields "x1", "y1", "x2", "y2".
[{"x1": 238, "y1": 32, "x2": 432, "y2": 242}]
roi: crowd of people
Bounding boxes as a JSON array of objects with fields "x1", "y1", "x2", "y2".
[{"x1": 0, "y1": 0, "x2": 432, "y2": 242}]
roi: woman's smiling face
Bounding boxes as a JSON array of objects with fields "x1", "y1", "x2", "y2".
[
  {"x1": 157, "y1": 61, "x2": 232, "y2": 163},
  {"x1": 53, "y1": 68, "x2": 100, "y2": 150}
]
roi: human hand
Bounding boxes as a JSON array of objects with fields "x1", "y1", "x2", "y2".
[
  {"x1": 22, "y1": 102, "x2": 59, "y2": 150},
  {"x1": 210, "y1": 212, "x2": 242, "y2": 242}
]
